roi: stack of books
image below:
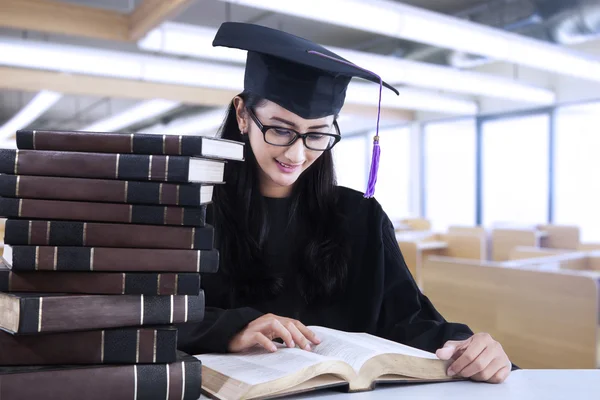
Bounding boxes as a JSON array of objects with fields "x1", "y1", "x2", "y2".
[{"x1": 0, "y1": 129, "x2": 244, "y2": 399}]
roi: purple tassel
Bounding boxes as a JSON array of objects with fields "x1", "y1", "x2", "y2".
[
  {"x1": 307, "y1": 50, "x2": 384, "y2": 198},
  {"x1": 364, "y1": 135, "x2": 380, "y2": 198}
]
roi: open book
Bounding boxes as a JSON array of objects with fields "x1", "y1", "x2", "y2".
[{"x1": 197, "y1": 326, "x2": 460, "y2": 400}]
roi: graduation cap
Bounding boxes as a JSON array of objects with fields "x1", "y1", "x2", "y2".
[{"x1": 213, "y1": 22, "x2": 399, "y2": 198}]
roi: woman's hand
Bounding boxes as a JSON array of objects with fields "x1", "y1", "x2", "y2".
[
  {"x1": 228, "y1": 313, "x2": 321, "y2": 353},
  {"x1": 435, "y1": 333, "x2": 511, "y2": 383}
]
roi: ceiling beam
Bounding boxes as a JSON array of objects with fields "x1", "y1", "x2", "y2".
[
  {"x1": 0, "y1": 67, "x2": 414, "y2": 122},
  {"x1": 0, "y1": 0, "x2": 195, "y2": 42},
  {"x1": 0, "y1": 66, "x2": 236, "y2": 106},
  {"x1": 0, "y1": 0, "x2": 130, "y2": 41},
  {"x1": 129, "y1": 0, "x2": 195, "y2": 41}
]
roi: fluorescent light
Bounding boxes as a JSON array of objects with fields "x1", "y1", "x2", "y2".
[
  {"x1": 0, "y1": 37, "x2": 476, "y2": 115},
  {"x1": 142, "y1": 107, "x2": 228, "y2": 136},
  {"x1": 138, "y1": 22, "x2": 554, "y2": 104},
  {"x1": 139, "y1": 24, "x2": 244, "y2": 63},
  {"x1": 220, "y1": 0, "x2": 600, "y2": 82},
  {"x1": 82, "y1": 99, "x2": 180, "y2": 132},
  {"x1": 0, "y1": 90, "x2": 62, "y2": 139},
  {"x1": 0, "y1": 37, "x2": 243, "y2": 91}
]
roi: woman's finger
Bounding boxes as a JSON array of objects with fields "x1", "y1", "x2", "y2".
[
  {"x1": 471, "y1": 357, "x2": 509, "y2": 382},
  {"x1": 448, "y1": 337, "x2": 487, "y2": 376},
  {"x1": 488, "y1": 365, "x2": 512, "y2": 384},
  {"x1": 252, "y1": 332, "x2": 278, "y2": 352},
  {"x1": 284, "y1": 321, "x2": 312, "y2": 350},
  {"x1": 293, "y1": 321, "x2": 321, "y2": 344},
  {"x1": 261, "y1": 319, "x2": 295, "y2": 349},
  {"x1": 458, "y1": 344, "x2": 496, "y2": 378}
]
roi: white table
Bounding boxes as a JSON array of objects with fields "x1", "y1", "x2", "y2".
[{"x1": 199, "y1": 370, "x2": 600, "y2": 400}]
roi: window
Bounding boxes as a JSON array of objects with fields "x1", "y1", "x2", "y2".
[
  {"x1": 554, "y1": 102, "x2": 600, "y2": 242},
  {"x1": 481, "y1": 114, "x2": 550, "y2": 227},
  {"x1": 424, "y1": 119, "x2": 476, "y2": 232},
  {"x1": 372, "y1": 126, "x2": 411, "y2": 221},
  {"x1": 333, "y1": 134, "x2": 367, "y2": 193}
]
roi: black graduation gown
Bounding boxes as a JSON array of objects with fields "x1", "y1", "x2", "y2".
[{"x1": 177, "y1": 186, "x2": 473, "y2": 355}]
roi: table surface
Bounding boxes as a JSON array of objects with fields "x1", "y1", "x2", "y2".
[{"x1": 198, "y1": 369, "x2": 600, "y2": 400}]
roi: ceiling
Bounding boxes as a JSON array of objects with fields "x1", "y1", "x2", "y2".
[{"x1": 0, "y1": 0, "x2": 597, "y2": 136}]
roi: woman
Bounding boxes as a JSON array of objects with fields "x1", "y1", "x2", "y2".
[{"x1": 177, "y1": 22, "x2": 513, "y2": 384}]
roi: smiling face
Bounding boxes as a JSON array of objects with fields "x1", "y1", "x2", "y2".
[{"x1": 234, "y1": 97, "x2": 336, "y2": 198}]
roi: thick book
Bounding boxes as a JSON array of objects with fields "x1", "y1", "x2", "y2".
[
  {"x1": 17, "y1": 128, "x2": 245, "y2": 161},
  {"x1": 2, "y1": 244, "x2": 219, "y2": 273},
  {"x1": 199, "y1": 326, "x2": 460, "y2": 400},
  {"x1": 4, "y1": 219, "x2": 214, "y2": 249},
  {"x1": 0, "y1": 148, "x2": 225, "y2": 183},
  {"x1": 0, "y1": 174, "x2": 216, "y2": 207},
  {"x1": 0, "y1": 263, "x2": 201, "y2": 296},
  {"x1": 0, "y1": 352, "x2": 202, "y2": 400},
  {"x1": 1, "y1": 326, "x2": 178, "y2": 365},
  {"x1": 0, "y1": 291, "x2": 204, "y2": 334},
  {"x1": 0, "y1": 197, "x2": 207, "y2": 227}
]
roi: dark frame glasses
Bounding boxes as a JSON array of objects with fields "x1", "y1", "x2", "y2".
[{"x1": 246, "y1": 107, "x2": 341, "y2": 151}]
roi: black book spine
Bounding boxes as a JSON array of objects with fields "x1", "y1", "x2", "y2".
[
  {"x1": 4, "y1": 220, "x2": 215, "y2": 250},
  {"x1": 0, "y1": 197, "x2": 207, "y2": 227},
  {"x1": 1, "y1": 268, "x2": 201, "y2": 296},
  {"x1": 0, "y1": 326, "x2": 178, "y2": 365},
  {"x1": 0, "y1": 355, "x2": 202, "y2": 400},
  {"x1": 13, "y1": 292, "x2": 205, "y2": 334},
  {"x1": 8, "y1": 245, "x2": 219, "y2": 274},
  {"x1": 0, "y1": 175, "x2": 207, "y2": 207},
  {"x1": 17, "y1": 129, "x2": 207, "y2": 157},
  {"x1": 0, "y1": 148, "x2": 193, "y2": 183}
]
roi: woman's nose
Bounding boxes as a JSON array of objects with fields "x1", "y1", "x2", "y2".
[{"x1": 283, "y1": 139, "x2": 306, "y2": 163}]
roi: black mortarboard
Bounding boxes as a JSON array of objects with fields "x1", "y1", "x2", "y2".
[
  {"x1": 212, "y1": 22, "x2": 398, "y2": 119},
  {"x1": 212, "y1": 22, "x2": 400, "y2": 197}
]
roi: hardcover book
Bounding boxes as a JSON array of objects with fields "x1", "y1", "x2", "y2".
[
  {"x1": 0, "y1": 262, "x2": 201, "y2": 296},
  {"x1": 0, "y1": 351, "x2": 202, "y2": 400},
  {"x1": 0, "y1": 174, "x2": 216, "y2": 207},
  {"x1": 199, "y1": 326, "x2": 460, "y2": 400},
  {"x1": 4, "y1": 219, "x2": 215, "y2": 250},
  {"x1": 17, "y1": 129, "x2": 244, "y2": 160},
  {"x1": 0, "y1": 291, "x2": 205, "y2": 334},
  {"x1": 0, "y1": 149, "x2": 225, "y2": 183},
  {"x1": 0, "y1": 326, "x2": 178, "y2": 365},
  {"x1": 2, "y1": 244, "x2": 219, "y2": 273},
  {"x1": 0, "y1": 197, "x2": 207, "y2": 227}
]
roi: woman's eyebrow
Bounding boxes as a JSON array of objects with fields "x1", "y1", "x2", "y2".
[{"x1": 270, "y1": 116, "x2": 330, "y2": 130}]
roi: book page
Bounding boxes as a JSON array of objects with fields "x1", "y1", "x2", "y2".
[
  {"x1": 308, "y1": 326, "x2": 438, "y2": 370},
  {"x1": 307, "y1": 327, "x2": 383, "y2": 372},
  {"x1": 196, "y1": 346, "x2": 332, "y2": 386}
]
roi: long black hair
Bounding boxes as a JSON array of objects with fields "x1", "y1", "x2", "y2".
[{"x1": 211, "y1": 91, "x2": 351, "y2": 306}]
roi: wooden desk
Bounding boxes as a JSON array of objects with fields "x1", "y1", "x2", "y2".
[
  {"x1": 417, "y1": 241, "x2": 447, "y2": 251},
  {"x1": 198, "y1": 370, "x2": 600, "y2": 399}
]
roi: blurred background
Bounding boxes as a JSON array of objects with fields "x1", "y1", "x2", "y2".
[{"x1": 0, "y1": 0, "x2": 599, "y2": 370}]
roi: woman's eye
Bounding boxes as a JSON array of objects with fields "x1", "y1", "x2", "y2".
[
  {"x1": 307, "y1": 134, "x2": 326, "y2": 140},
  {"x1": 274, "y1": 129, "x2": 293, "y2": 136}
]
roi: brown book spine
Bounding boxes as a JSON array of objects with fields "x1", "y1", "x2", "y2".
[
  {"x1": 7, "y1": 245, "x2": 219, "y2": 273},
  {"x1": 0, "y1": 354, "x2": 202, "y2": 400},
  {"x1": 4, "y1": 219, "x2": 214, "y2": 250},
  {"x1": 0, "y1": 326, "x2": 177, "y2": 365},
  {"x1": 0, "y1": 268, "x2": 201, "y2": 295},
  {"x1": 0, "y1": 174, "x2": 211, "y2": 206},
  {"x1": 17, "y1": 129, "x2": 209, "y2": 157},
  {"x1": 0, "y1": 197, "x2": 206, "y2": 227},
  {"x1": 0, "y1": 291, "x2": 204, "y2": 334},
  {"x1": 0, "y1": 148, "x2": 192, "y2": 182}
]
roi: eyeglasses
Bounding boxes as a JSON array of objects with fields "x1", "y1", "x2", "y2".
[{"x1": 246, "y1": 107, "x2": 341, "y2": 151}]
